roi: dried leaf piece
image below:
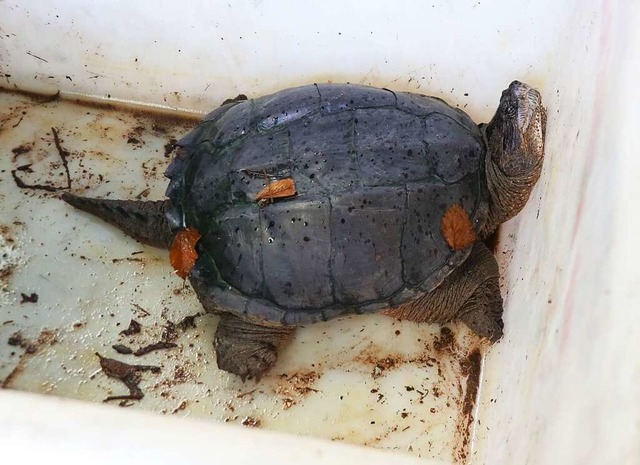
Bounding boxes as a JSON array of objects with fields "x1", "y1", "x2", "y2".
[
  {"x1": 255, "y1": 178, "x2": 297, "y2": 202},
  {"x1": 133, "y1": 341, "x2": 177, "y2": 356},
  {"x1": 96, "y1": 353, "x2": 160, "y2": 402},
  {"x1": 170, "y1": 227, "x2": 202, "y2": 279},
  {"x1": 441, "y1": 203, "x2": 476, "y2": 250},
  {"x1": 112, "y1": 344, "x2": 133, "y2": 355},
  {"x1": 120, "y1": 319, "x2": 142, "y2": 336}
]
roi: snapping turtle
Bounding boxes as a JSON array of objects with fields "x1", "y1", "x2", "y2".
[{"x1": 62, "y1": 81, "x2": 546, "y2": 380}]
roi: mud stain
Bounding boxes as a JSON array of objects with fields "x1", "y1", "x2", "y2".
[
  {"x1": 241, "y1": 416, "x2": 262, "y2": 427},
  {"x1": 11, "y1": 143, "x2": 34, "y2": 161},
  {"x1": 355, "y1": 351, "x2": 405, "y2": 379},
  {"x1": 2, "y1": 329, "x2": 58, "y2": 388},
  {"x1": 275, "y1": 370, "x2": 321, "y2": 410},
  {"x1": 0, "y1": 263, "x2": 16, "y2": 294},
  {"x1": 11, "y1": 127, "x2": 72, "y2": 193},
  {"x1": 0, "y1": 222, "x2": 25, "y2": 295},
  {"x1": 454, "y1": 348, "x2": 483, "y2": 463},
  {"x1": 433, "y1": 326, "x2": 456, "y2": 353},
  {"x1": 351, "y1": 326, "x2": 485, "y2": 460}
]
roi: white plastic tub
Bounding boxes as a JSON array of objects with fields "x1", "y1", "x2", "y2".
[{"x1": 1, "y1": 1, "x2": 638, "y2": 464}]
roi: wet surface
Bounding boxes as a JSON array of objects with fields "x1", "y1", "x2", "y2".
[{"x1": 0, "y1": 89, "x2": 488, "y2": 463}]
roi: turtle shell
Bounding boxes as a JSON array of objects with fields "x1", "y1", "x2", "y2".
[{"x1": 165, "y1": 83, "x2": 488, "y2": 325}]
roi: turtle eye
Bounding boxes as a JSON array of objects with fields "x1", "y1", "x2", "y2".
[{"x1": 504, "y1": 100, "x2": 518, "y2": 119}]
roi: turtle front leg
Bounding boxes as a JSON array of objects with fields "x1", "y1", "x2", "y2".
[
  {"x1": 214, "y1": 314, "x2": 295, "y2": 381},
  {"x1": 383, "y1": 242, "x2": 504, "y2": 341}
]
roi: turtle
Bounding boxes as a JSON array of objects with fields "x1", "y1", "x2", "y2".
[{"x1": 61, "y1": 80, "x2": 546, "y2": 381}]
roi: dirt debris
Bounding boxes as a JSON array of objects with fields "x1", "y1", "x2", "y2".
[
  {"x1": 454, "y1": 348, "x2": 483, "y2": 463},
  {"x1": 241, "y1": 416, "x2": 261, "y2": 427},
  {"x1": 433, "y1": 327, "x2": 455, "y2": 353},
  {"x1": 164, "y1": 138, "x2": 177, "y2": 157},
  {"x1": 112, "y1": 344, "x2": 133, "y2": 355},
  {"x1": 120, "y1": 319, "x2": 142, "y2": 336},
  {"x1": 275, "y1": 370, "x2": 320, "y2": 410},
  {"x1": 19, "y1": 292, "x2": 38, "y2": 303},
  {"x1": 11, "y1": 127, "x2": 72, "y2": 192},
  {"x1": 96, "y1": 353, "x2": 160, "y2": 403},
  {"x1": 2, "y1": 329, "x2": 57, "y2": 388},
  {"x1": 133, "y1": 341, "x2": 177, "y2": 356},
  {"x1": 11, "y1": 143, "x2": 33, "y2": 160}
]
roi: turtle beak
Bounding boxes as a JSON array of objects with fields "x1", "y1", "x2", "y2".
[{"x1": 485, "y1": 81, "x2": 546, "y2": 176}]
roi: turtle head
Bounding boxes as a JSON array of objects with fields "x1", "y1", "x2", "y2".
[
  {"x1": 480, "y1": 81, "x2": 547, "y2": 236},
  {"x1": 484, "y1": 80, "x2": 546, "y2": 176}
]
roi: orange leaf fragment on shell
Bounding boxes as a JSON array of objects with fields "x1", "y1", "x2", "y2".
[
  {"x1": 170, "y1": 227, "x2": 202, "y2": 279},
  {"x1": 441, "y1": 203, "x2": 476, "y2": 251},
  {"x1": 255, "y1": 178, "x2": 297, "y2": 201}
]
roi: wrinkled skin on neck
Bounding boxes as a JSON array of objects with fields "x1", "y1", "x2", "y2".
[{"x1": 480, "y1": 81, "x2": 547, "y2": 238}]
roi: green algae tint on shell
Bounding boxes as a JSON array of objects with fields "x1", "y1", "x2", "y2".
[{"x1": 165, "y1": 83, "x2": 489, "y2": 325}]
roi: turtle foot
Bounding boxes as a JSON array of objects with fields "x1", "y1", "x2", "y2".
[
  {"x1": 214, "y1": 314, "x2": 295, "y2": 381},
  {"x1": 458, "y1": 275, "x2": 504, "y2": 342}
]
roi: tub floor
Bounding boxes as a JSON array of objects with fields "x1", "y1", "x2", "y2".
[{"x1": 0, "y1": 89, "x2": 487, "y2": 463}]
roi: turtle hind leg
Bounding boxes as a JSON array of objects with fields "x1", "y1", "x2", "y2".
[
  {"x1": 214, "y1": 314, "x2": 295, "y2": 381},
  {"x1": 60, "y1": 193, "x2": 174, "y2": 249},
  {"x1": 383, "y1": 242, "x2": 504, "y2": 342}
]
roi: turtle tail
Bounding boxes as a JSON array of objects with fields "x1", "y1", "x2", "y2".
[{"x1": 60, "y1": 193, "x2": 175, "y2": 249}]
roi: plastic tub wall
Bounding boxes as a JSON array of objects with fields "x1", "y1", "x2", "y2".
[{"x1": 1, "y1": 1, "x2": 638, "y2": 464}]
